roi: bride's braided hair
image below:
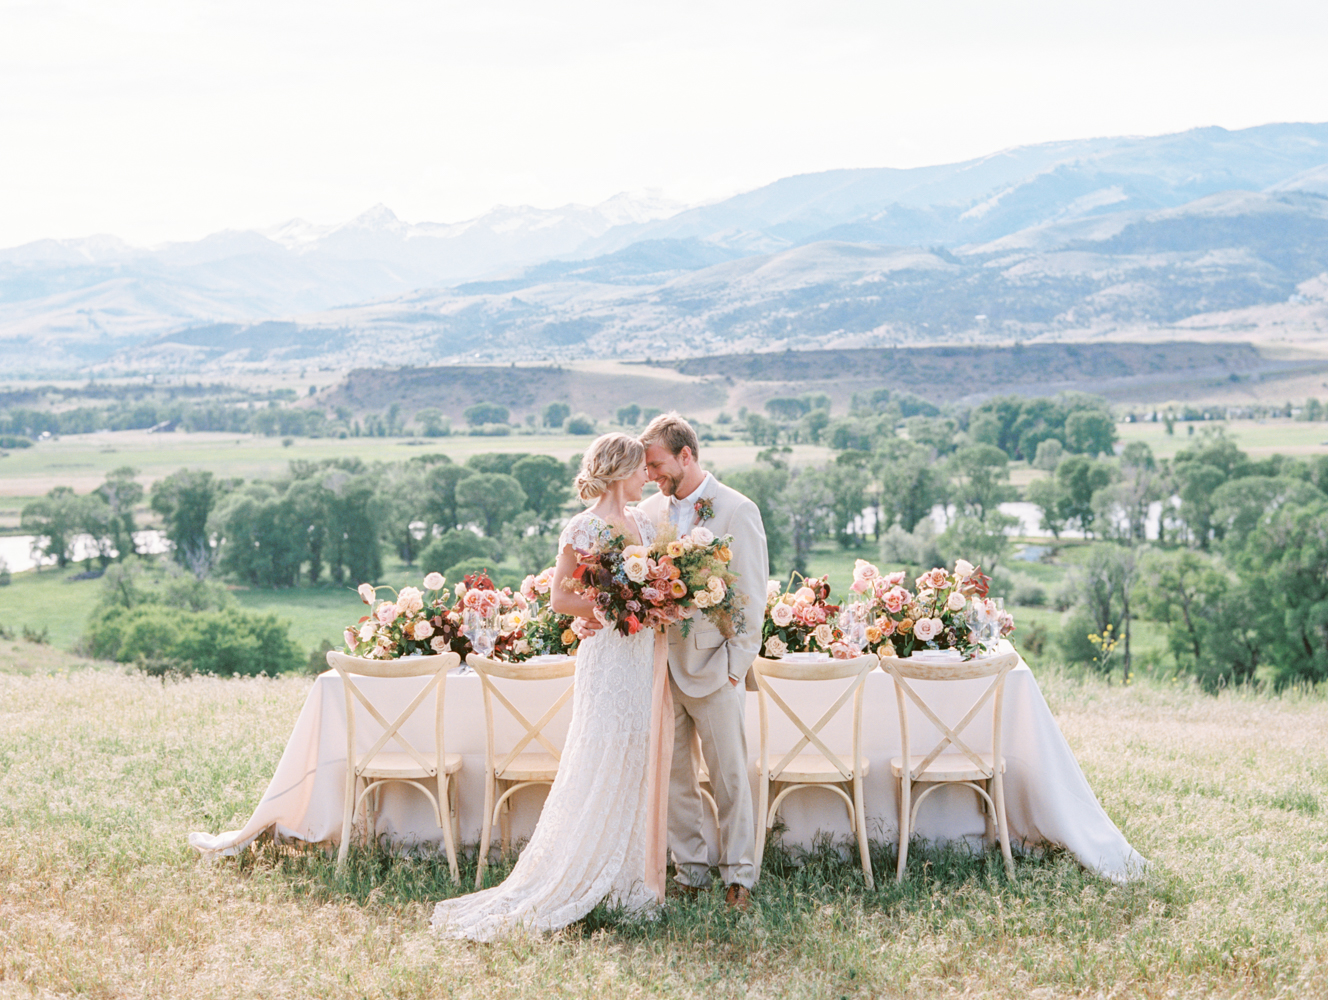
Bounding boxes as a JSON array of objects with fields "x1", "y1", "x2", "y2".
[{"x1": 574, "y1": 433, "x2": 645, "y2": 503}]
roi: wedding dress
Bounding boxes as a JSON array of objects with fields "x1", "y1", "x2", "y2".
[{"x1": 430, "y1": 508, "x2": 658, "y2": 941}]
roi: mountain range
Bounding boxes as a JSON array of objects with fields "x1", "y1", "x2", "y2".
[{"x1": 4, "y1": 122, "x2": 1328, "y2": 374}]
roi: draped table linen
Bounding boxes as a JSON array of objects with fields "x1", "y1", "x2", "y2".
[{"x1": 189, "y1": 646, "x2": 1146, "y2": 882}]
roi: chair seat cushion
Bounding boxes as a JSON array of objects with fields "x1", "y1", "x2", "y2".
[
  {"x1": 773, "y1": 753, "x2": 867, "y2": 783},
  {"x1": 496, "y1": 752, "x2": 561, "y2": 781},
  {"x1": 360, "y1": 751, "x2": 462, "y2": 778},
  {"x1": 891, "y1": 752, "x2": 1003, "y2": 782}
]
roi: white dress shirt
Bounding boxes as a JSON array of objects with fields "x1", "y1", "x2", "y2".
[{"x1": 669, "y1": 472, "x2": 716, "y2": 534}]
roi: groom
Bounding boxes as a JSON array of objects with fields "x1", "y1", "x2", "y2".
[{"x1": 638, "y1": 413, "x2": 768, "y2": 909}]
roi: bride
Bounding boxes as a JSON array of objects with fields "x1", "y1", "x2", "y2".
[{"x1": 431, "y1": 433, "x2": 660, "y2": 941}]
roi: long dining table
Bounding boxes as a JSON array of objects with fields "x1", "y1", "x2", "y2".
[{"x1": 189, "y1": 644, "x2": 1147, "y2": 882}]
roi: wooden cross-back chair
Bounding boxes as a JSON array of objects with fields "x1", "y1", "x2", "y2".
[
  {"x1": 753, "y1": 653, "x2": 878, "y2": 888},
  {"x1": 466, "y1": 653, "x2": 577, "y2": 889},
  {"x1": 881, "y1": 648, "x2": 1020, "y2": 880},
  {"x1": 326, "y1": 650, "x2": 463, "y2": 880}
]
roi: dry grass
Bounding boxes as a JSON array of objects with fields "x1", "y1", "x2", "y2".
[{"x1": 2, "y1": 645, "x2": 1327, "y2": 999}]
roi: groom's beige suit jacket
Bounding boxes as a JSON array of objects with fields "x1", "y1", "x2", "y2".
[{"x1": 638, "y1": 480, "x2": 768, "y2": 697}]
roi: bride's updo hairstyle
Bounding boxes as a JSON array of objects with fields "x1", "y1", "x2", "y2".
[{"x1": 574, "y1": 433, "x2": 644, "y2": 503}]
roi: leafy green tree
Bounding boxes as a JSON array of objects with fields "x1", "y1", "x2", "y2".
[
  {"x1": 616, "y1": 403, "x2": 641, "y2": 426},
  {"x1": 21, "y1": 486, "x2": 85, "y2": 569},
  {"x1": 823, "y1": 462, "x2": 869, "y2": 547},
  {"x1": 947, "y1": 444, "x2": 1015, "y2": 522},
  {"x1": 875, "y1": 440, "x2": 946, "y2": 535},
  {"x1": 797, "y1": 409, "x2": 831, "y2": 445},
  {"x1": 1032, "y1": 438, "x2": 1064, "y2": 471},
  {"x1": 512, "y1": 454, "x2": 572, "y2": 529},
  {"x1": 722, "y1": 465, "x2": 790, "y2": 572},
  {"x1": 1210, "y1": 476, "x2": 1320, "y2": 555},
  {"x1": 415, "y1": 408, "x2": 450, "y2": 437},
  {"x1": 564, "y1": 413, "x2": 596, "y2": 435},
  {"x1": 151, "y1": 470, "x2": 225, "y2": 570},
  {"x1": 1025, "y1": 476, "x2": 1070, "y2": 539},
  {"x1": 744, "y1": 413, "x2": 779, "y2": 446},
  {"x1": 376, "y1": 464, "x2": 431, "y2": 566},
  {"x1": 905, "y1": 415, "x2": 958, "y2": 456},
  {"x1": 1173, "y1": 460, "x2": 1227, "y2": 549},
  {"x1": 95, "y1": 466, "x2": 143, "y2": 562},
  {"x1": 1062, "y1": 543, "x2": 1139, "y2": 676},
  {"x1": 1056, "y1": 454, "x2": 1117, "y2": 536},
  {"x1": 464, "y1": 402, "x2": 510, "y2": 426},
  {"x1": 1134, "y1": 549, "x2": 1267, "y2": 689},
  {"x1": 457, "y1": 473, "x2": 527, "y2": 537},
  {"x1": 938, "y1": 513, "x2": 1017, "y2": 575},
  {"x1": 466, "y1": 452, "x2": 529, "y2": 476},
  {"x1": 1065, "y1": 410, "x2": 1117, "y2": 457},
  {"x1": 543, "y1": 401, "x2": 571, "y2": 428},
  {"x1": 776, "y1": 468, "x2": 833, "y2": 575},
  {"x1": 211, "y1": 483, "x2": 308, "y2": 588},
  {"x1": 765, "y1": 397, "x2": 809, "y2": 420},
  {"x1": 424, "y1": 464, "x2": 475, "y2": 533}
]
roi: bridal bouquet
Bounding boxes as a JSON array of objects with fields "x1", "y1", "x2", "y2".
[
  {"x1": 850, "y1": 558, "x2": 1015, "y2": 659},
  {"x1": 565, "y1": 525, "x2": 743, "y2": 638},
  {"x1": 761, "y1": 574, "x2": 843, "y2": 658}
]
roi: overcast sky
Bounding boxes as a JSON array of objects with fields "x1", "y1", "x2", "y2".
[{"x1": 3, "y1": 0, "x2": 1327, "y2": 247}]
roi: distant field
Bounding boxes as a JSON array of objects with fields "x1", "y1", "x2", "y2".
[
  {"x1": 0, "y1": 429, "x2": 833, "y2": 533},
  {"x1": 1116, "y1": 418, "x2": 1328, "y2": 459}
]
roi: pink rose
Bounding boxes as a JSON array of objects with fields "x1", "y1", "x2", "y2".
[
  {"x1": 423, "y1": 572, "x2": 445, "y2": 591},
  {"x1": 884, "y1": 571, "x2": 907, "y2": 587},
  {"x1": 430, "y1": 636, "x2": 449, "y2": 653},
  {"x1": 914, "y1": 617, "x2": 943, "y2": 641},
  {"x1": 413, "y1": 619, "x2": 434, "y2": 639},
  {"x1": 882, "y1": 587, "x2": 908, "y2": 614},
  {"x1": 852, "y1": 559, "x2": 880, "y2": 583},
  {"x1": 918, "y1": 569, "x2": 950, "y2": 591},
  {"x1": 771, "y1": 603, "x2": 795, "y2": 627},
  {"x1": 343, "y1": 628, "x2": 357, "y2": 649},
  {"x1": 358, "y1": 583, "x2": 376, "y2": 605},
  {"x1": 375, "y1": 603, "x2": 396, "y2": 624},
  {"x1": 396, "y1": 587, "x2": 424, "y2": 615}
]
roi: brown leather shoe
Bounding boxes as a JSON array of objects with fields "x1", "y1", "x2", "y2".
[{"x1": 724, "y1": 884, "x2": 751, "y2": 911}]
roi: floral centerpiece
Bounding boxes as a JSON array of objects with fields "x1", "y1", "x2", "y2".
[
  {"x1": 342, "y1": 570, "x2": 530, "y2": 660},
  {"x1": 761, "y1": 574, "x2": 844, "y2": 658},
  {"x1": 850, "y1": 558, "x2": 1015, "y2": 659},
  {"x1": 564, "y1": 524, "x2": 744, "y2": 638},
  {"x1": 509, "y1": 567, "x2": 580, "y2": 661}
]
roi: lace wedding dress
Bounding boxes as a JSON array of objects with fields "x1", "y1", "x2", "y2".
[{"x1": 431, "y1": 508, "x2": 659, "y2": 941}]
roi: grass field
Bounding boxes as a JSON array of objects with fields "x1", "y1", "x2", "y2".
[
  {"x1": 2, "y1": 642, "x2": 1326, "y2": 998},
  {"x1": 1115, "y1": 418, "x2": 1328, "y2": 460}
]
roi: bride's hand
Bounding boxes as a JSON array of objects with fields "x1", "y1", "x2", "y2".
[{"x1": 572, "y1": 615, "x2": 604, "y2": 639}]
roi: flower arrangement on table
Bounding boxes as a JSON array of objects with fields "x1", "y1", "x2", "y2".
[
  {"x1": 510, "y1": 567, "x2": 580, "y2": 661},
  {"x1": 342, "y1": 570, "x2": 531, "y2": 660},
  {"x1": 761, "y1": 574, "x2": 844, "y2": 658},
  {"x1": 564, "y1": 524, "x2": 744, "y2": 638},
  {"x1": 850, "y1": 558, "x2": 1015, "y2": 659}
]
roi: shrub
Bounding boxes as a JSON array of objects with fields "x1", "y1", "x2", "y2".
[
  {"x1": 0, "y1": 556, "x2": 9, "y2": 586},
  {"x1": 564, "y1": 413, "x2": 596, "y2": 435},
  {"x1": 1011, "y1": 575, "x2": 1047, "y2": 607},
  {"x1": 85, "y1": 605, "x2": 301, "y2": 676}
]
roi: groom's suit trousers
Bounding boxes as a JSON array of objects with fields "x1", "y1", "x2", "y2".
[{"x1": 667, "y1": 675, "x2": 757, "y2": 889}]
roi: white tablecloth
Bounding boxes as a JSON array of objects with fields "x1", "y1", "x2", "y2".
[{"x1": 189, "y1": 649, "x2": 1147, "y2": 882}]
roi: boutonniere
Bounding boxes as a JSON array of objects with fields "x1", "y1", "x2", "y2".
[{"x1": 694, "y1": 496, "x2": 715, "y2": 523}]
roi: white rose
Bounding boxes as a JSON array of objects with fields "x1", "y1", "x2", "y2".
[
  {"x1": 623, "y1": 544, "x2": 649, "y2": 560},
  {"x1": 396, "y1": 587, "x2": 424, "y2": 615},
  {"x1": 694, "y1": 590, "x2": 712, "y2": 609},
  {"x1": 767, "y1": 580, "x2": 782, "y2": 603},
  {"x1": 954, "y1": 559, "x2": 974, "y2": 578},
  {"x1": 514, "y1": 639, "x2": 530, "y2": 655},
  {"x1": 690, "y1": 526, "x2": 715, "y2": 546},
  {"x1": 423, "y1": 572, "x2": 445, "y2": 591},
  {"x1": 624, "y1": 555, "x2": 649, "y2": 583},
  {"x1": 947, "y1": 592, "x2": 966, "y2": 612},
  {"x1": 764, "y1": 636, "x2": 788, "y2": 657},
  {"x1": 814, "y1": 623, "x2": 834, "y2": 647},
  {"x1": 358, "y1": 623, "x2": 376, "y2": 642},
  {"x1": 413, "y1": 619, "x2": 434, "y2": 639},
  {"x1": 357, "y1": 583, "x2": 376, "y2": 605},
  {"x1": 707, "y1": 576, "x2": 725, "y2": 594},
  {"x1": 771, "y1": 603, "x2": 795, "y2": 627},
  {"x1": 430, "y1": 636, "x2": 449, "y2": 653}
]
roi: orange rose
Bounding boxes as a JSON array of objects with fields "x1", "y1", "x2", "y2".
[{"x1": 898, "y1": 618, "x2": 914, "y2": 634}]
